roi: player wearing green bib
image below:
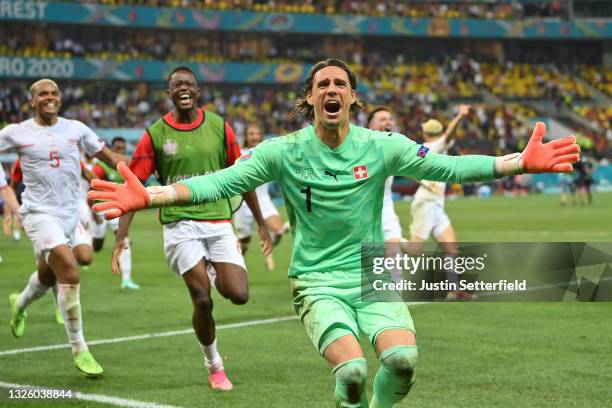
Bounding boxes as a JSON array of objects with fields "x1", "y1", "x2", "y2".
[
  {"x1": 90, "y1": 59, "x2": 580, "y2": 407},
  {"x1": 108, "y1": 66, "x2": 272, "y2": 391},
  {"x1": 91, "y1": 136, "x2": 139, "y2": 290}
]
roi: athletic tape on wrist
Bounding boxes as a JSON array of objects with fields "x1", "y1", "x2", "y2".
[
  {"x1": 146, "y1": 186, "x2": 177, "y2": 207},
  {"x1": 494, "y1": 153, "x2": 523, "y2": 178}
]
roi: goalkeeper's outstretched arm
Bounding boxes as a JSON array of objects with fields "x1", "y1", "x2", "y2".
[
  {"x1": 391, "y1": 122, "x2": 580, "y2": 183},
  {"x1": 89, "y1": 141, "x2": 278, "y2": 219}
]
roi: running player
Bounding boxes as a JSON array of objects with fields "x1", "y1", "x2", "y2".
[
  {"x1": 90, "y1": 136, "x2": 139, "y2": 289},
  {"x1": 2, "y1": 78, "x2": 126, "y2": 377},
  {"x1": 408, "y1": 105, "x2": 471, "y2": 300},
  {"x1": 12, "y1": 158, "x2": 94, "y2": 324},
  {"x1": 109, "y1": 66, "x2": 272, "y2": 390},
  {"x1": 233, "y1": 123, "x2": 289, "y2": 271},
  {"x1": 90, "y1": 59, "x2": 580, "y2": 406}
]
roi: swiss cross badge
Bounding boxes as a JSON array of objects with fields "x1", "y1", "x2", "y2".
[{"x1": 353, "y1": 165, "x2": 368, "y2": 180}]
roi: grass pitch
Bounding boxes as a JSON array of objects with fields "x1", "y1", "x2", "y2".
[{"x1": 1, "y1": 193, "x2": 611, "y2": 407}]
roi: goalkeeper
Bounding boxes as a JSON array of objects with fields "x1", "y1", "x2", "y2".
[{"x1": 90, "y1": 59, "x2": 580, "y2": 408}]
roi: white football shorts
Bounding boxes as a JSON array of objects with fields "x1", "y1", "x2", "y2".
[
  {"x1": 233, "y1": 200, "x2": 279, "y2": 240},
  {"x1": 23, "y1": 213, "x2": 77, "y2": 263},
  {"x1": 163, "y1": 220, "x2": 246, "y2": 281},
  {"x1": 410, "y1": 200, "x2": 451, "y2": 241}
]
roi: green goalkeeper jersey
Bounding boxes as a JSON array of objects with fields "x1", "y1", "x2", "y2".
[{"x1": 181, "y1": 124, "x2": 496, "y2": 277}]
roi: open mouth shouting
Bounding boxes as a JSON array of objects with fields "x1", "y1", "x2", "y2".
[{"x1": 323, "y1": 99, "x2": 342, "y2": 119}]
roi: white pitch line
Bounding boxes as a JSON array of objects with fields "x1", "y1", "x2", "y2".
[
  {"x1": 0, "y1": 381, "x2": 182, "y2": 408},
  {"x1": 0, "y1": 315, "x2": 299, "y2": 357},
  {"x1": 0, "y1": 304, "x2": 434, "y2": 358}
]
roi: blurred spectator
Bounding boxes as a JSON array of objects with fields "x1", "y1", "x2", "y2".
[
  {"x1": 482, "y1": 63, "x2": 591, "y2": 100},
  {"x1": 580, "y1": 65, "x2": 612, "y2": 96}
]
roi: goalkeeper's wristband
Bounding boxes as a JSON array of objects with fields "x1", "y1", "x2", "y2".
[
  {"x1": 145, "y1": 185, "x2": 177, "y2": 207},
  {"x1": 494, "y1": 153, "x2": 523, "y2": 178}
]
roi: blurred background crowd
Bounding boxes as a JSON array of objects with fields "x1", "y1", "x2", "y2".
[{"x1": 1, "y1": 0, "x2": 610, "y2": 191}]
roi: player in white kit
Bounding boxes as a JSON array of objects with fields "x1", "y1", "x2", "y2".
[
  {"x1": 2, "y1": 79, "x2": 125, "y2": 377},
  {"x1": 410, "y1": 105, "x2": 471, "y2": 299},
  {"x1": 12, "y1": 158, "x2": 95, "y2": 324},
  {"x1": 367, "y1": 108, "x2": 406, "y2": 243},
  {"x1": 233, "y1": 123, "x2": 288, "y2": 271}
]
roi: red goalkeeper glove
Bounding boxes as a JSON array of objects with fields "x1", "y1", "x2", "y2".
[
  {"x1": 521, "y1": 122, "x2": 580, "y2": 173},
  {"x1": 88, "y1": 162, "x2": 149, "y2": 220}
]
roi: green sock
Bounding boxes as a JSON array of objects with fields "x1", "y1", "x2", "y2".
[
  {"x1": 333, "y1": 357, "x2": 368, "y2": 408},
  {"x1": 370, "y1": 346, "x2": 418, "y2": 408}
]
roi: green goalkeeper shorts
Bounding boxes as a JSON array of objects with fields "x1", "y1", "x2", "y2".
[{"x1": 290, "y1": 270, "x2": 415, "y2": 355}]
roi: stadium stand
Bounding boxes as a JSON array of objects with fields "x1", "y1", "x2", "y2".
[
  {"x1": 579, "y1": 65, "x2": 612, "y2": 96},
  {"x1": 82, "y1": 0, "x2": 569, "y2": 19},
  {"x1": 1, "y1": 0, "x2": 610, "y2": 185}
]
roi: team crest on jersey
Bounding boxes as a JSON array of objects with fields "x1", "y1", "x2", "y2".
[
  {"x1": 163, "y1": 139, "x2": 178, "y2": 156},
  {"x1": 417, "y1": 145, "x2": 429, "y2": 158},
  {"x1": 353, "y1": 165, "x2": 368, "y2": 180},
  {"x1": 296, "y1": 167, "x2": 315, "y2": 181}
]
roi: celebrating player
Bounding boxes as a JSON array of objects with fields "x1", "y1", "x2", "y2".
[
  {"x1": 12, "y1": 158, "x2": 95, "y2": 324},
  {"x1": 89, "y1": 59, "x2": 580, "y2": 407},
  {"x1": 109, "y1": 67, "x2": 272, "y2": 391},
  {"x1": 233, "y1": 123, "x2": 289, "y2": 271},
  {"x1": 90, "y1": 136, "x2": 139, "y2": 289},
  {"x1": 2, "y1": 78, "x2": 126, "y2": 378},
  {"x1": 408, "y1": 105, "x2": 471, "y2": 300}
]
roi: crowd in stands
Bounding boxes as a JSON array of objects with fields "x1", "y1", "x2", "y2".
[
  {"x1": 574, "y1": 106, "x2": 612, "y2": 132},
  {"x1": 0, "y1": 24, "x2": 504, "y2": 65},
  {"x1": 2, "y1": 79, "x2": 597, "y2": 159},
  {"x1": 481, "y1": 62, "x2": 592, "y2": 100},
  {"x1": 1, "y1": 8, "x2": 608, "y2": 158},
  {"x1": 3, "y1": 22, "x2": 603, "y2": 66},
  {"x1": 579, "y1": 65, "x2": 612, "y2": 96},
  {"x1": 356, "y1": 58, "x2": 481, "y2": 103},
  {"x1": 0, "y1": 82, "x2": 304, "y2": 136},
  {"x1": 83, "y1": 0, "x2": 569, "y2": 19},
  {"x1": 2, "y1": 23, "x2": 599, "y2": 108},
  {"x1": 573, "y1": 105, "x2": 612, "y2": 155},
  {"x1": 1, "y1": 24, "x2": 288, "y2": 63}
]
